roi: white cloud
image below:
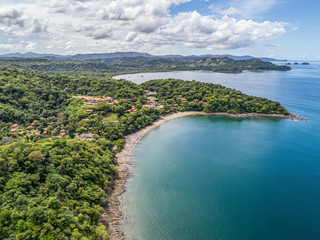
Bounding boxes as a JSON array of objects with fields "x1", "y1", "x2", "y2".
[
  {"x1": 213, "y1": 0, "x2": 280, "y2": 18},
  {"x1": 0, "y1": 7, "x2": 25, "y2": 27},
  {"x1": 156, "y1": 12, "x2": 286, "y2": 49},
  {"x1": 25, "y1": 41, "x2": 38, "y2": 50},
  {"x1": 0, "y1": 0, "x2": 288, "y2": 54}
]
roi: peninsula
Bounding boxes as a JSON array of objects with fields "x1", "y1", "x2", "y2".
[{"x1": 0, "y1": 67, "x2": 291, "y2": 239}]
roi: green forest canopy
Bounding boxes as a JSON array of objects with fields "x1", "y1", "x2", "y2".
[{"x1": 0, "y1": 67, "x2": 289, "y2": 239}]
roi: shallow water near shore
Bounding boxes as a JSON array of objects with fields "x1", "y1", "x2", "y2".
[{"x1": 119, "y1": 62, "x2": 320, "y2": 240}]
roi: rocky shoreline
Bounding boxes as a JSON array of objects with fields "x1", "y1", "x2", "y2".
[{"x1": 99, "y1": 111, "x2": 296, "y2": 240}]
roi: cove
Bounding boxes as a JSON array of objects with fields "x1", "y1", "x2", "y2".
[{"x1": 117, "y1": 62, "x2": 320, "y2": 240}]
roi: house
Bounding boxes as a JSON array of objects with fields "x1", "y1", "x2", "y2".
[
  {"x1": 202, "y1": 102, "x2": 208, "y2": 105},
  {"x1": 10, "y1": 128, "x2": 17, "y2": 133},
  {"x1": 73, "y1": 96, "x2": 113, "y2": 103},
  {"x1": 105, "y1": 97, "x2": 113, "y2": 102},
  {"x1": 142, "y1": 105, "x2": 156, "y2": 108},
  {"x1": 86, "y1": 109, "x2": 93, "y2": 112},
  {"x1": 35, "y1": 132, "x2": 41, "y2": 135},
  {"x1": 82, "y1": 119, "x2": 90, "y2": 121},
  {"x1": 11, "y1": 123, "x2": 19, "y2": 128},
  {"x1": 147, "y1": 91, "x2": 157, "y2": 96},
  {"x1": 147, "y1": 100, "x2": 156, "y2": 106},
  {"x1": 76, "y1": 133, "x2": 97, "y2": 140},
  {"x1": 18, "y1": 131, "x2": 25, "y2": 135}
]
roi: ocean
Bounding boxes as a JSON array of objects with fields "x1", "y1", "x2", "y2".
[{"x1": 116, "y1": 62, "x2": 320, "y2": 240}]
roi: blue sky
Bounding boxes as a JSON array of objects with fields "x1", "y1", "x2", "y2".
[{"x1": 0, "y1": 0, "x2": 319, "y2": 60}]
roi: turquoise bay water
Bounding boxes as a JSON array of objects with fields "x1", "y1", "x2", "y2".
[{"x1": 118, "y1": 63, "x2": 320, "y2": 240}]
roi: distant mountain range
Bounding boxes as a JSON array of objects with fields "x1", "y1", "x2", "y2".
[{"x1": 0, "y1": 52, "x2": 287, "y2": 62}]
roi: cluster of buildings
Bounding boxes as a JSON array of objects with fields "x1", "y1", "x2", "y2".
[
  {"x1": 73, "y1": 96, "x2": 119, "y2": 106},
  {"x1": 9, "y1": 121, "x2": 53, "y2": 136}
]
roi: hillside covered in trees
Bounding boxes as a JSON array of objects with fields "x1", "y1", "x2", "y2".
[
  {"x1": 0, "y1": 67, "x2": 289, "y2": 239},
  {"x1": 0, "y1": 56, "x2": 290, "y2": 77}
]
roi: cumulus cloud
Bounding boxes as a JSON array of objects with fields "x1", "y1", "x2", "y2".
[
  {"x1": 0, "y1": 7, "x2": 25, "y2": 27},
  {"x1": 0, "y1": 0, "x2": 288, "y2": 53},
  {"x1": 156, "y1": 12, "x2": 286, "y2": 49}
]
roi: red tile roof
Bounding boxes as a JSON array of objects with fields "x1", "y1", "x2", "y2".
[{"x1": 142, "y1": 105, "x2": 155, "y2": 108}]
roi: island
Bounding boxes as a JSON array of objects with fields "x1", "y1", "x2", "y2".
[{"x1": 0, "y1": 67, "x2": 293, "y2": 239}]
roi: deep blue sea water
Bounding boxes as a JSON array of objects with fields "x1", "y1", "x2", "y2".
[{"x1": 116, "y1": 62, "x2": 320, "y2": 240}]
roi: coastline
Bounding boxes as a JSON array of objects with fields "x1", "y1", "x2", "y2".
[{"x1": 99, "y1": 111, "x2": 292, "y2": 240}]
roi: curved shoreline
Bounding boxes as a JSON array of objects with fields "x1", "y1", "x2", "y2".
[{"x1": 100, "y1": 111, "x2": 292, "y2": 240}]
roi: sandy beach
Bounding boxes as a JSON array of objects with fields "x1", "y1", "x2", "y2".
[{"x1": 99, "y1": 111, "x2": 292, "y2": 240}]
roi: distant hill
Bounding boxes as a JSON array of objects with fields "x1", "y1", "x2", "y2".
[
  {"x1": 71, "y1": 52, "x2": 153, "y2": 60},
  {"x1": 0, "y1": 51, "x2": 286, "y2": 62},
  {"x1": 0, "y1": 52, "x2": 65, "y2": 58}
]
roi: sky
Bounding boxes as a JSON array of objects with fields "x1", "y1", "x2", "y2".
[{"x1": 0, "y1": 0, "x2": 319, "y2": 60}]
